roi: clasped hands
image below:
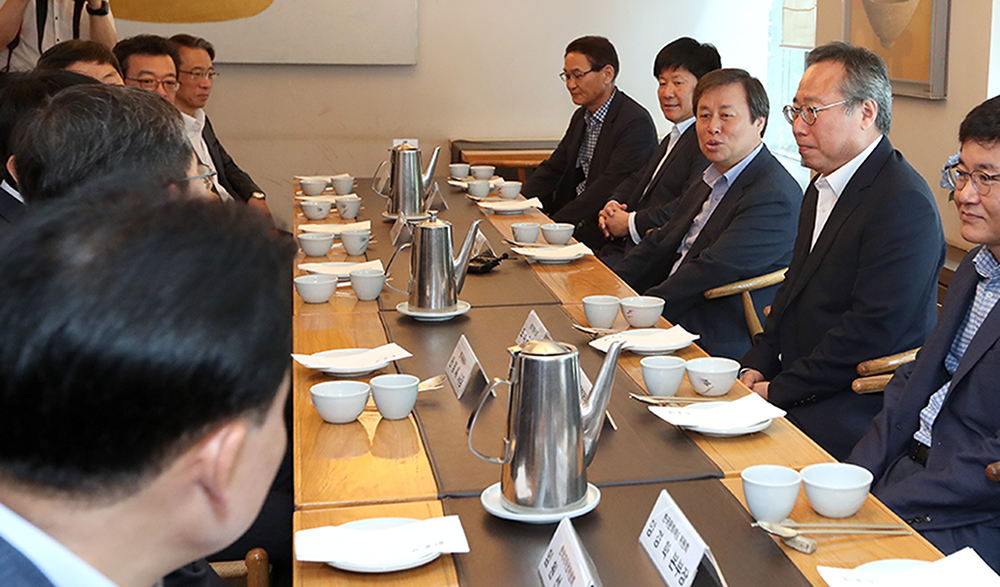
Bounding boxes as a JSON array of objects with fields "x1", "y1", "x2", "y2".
[
  {"x1": 740, "y1": 369, "x2": 770, "y2": 400},
  {"x1": 598, "y1": 200, "x2": 630, "y2": 239}
]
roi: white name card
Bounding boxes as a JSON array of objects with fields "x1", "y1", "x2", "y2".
[
  {"x1": 516, "y1": 310, "x2": 552, "y2": 346},
  {"x1": 539, "y1": 517, "x2": 601, "y2": 587},
  {"x1": 639, "y1": 490, "x2": 712, "y2": 587},
  {"x1": 390, "y1": 213, "x2": 413, "y2": 246},
  {"x1": 446, "y1": 334, "x2": 487, "y2": 399},
  {"x1": 425, "y1": 181, "x2": 448, "y2": 211}
]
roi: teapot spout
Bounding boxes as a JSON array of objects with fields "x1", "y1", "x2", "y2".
[
  {"x1": 581, "y1": 339, "x2": 625, "y2": 466},
  {"x1": 452, "y1": 219, "x2": 482, "y2": 295},
  {"x1": 421, "y1": 145, "x2": 442, "y2": 194}
]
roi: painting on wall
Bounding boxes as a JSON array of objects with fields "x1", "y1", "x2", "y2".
[
  {"x1": 114, "y1": 0, "x2": 418, "y2": 65},
  {"x1": 845, "y1": 0, "x2": 949, "y2": 99}
]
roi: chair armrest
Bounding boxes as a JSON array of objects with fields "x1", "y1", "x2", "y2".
[
  {"x1": 704, "y1": 268, "x2": 788, "y2": 300},
  {"x1": 856, "y1": 348, "x2": 920, "y2": 376}
]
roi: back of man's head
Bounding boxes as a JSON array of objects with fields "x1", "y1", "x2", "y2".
[
  {"x1": 0, "y1": 70, "x2": 97, "y2": 165},
  {"x1": 0, "y1": 180, "x2": 294, "y2": 499},
  {"x1": 653, "y1": 37, "x2": 721, "y2": 80},
  {"x1": 11, "y1": 84, "x2": 192, "y2": 202},
  {"x1": 565, "y1": 36, "x2": 619, "y2": 81},
  {"x1": 959, "y1": 96, "x2": 1000, "y2": 147},
  {"x1": 37, "y1": 40, "x2": 122, "y2": 75},
  {"x1": 806, "y1": 41, "x2": 892, "y2": 135},
  {"x1": 113, "y1": 34, "x2": 181, "y2": 78}
]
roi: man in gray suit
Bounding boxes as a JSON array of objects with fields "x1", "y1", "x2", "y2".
[{"x1": 0, "y1": 185, "x2": 293, "y2": 586}]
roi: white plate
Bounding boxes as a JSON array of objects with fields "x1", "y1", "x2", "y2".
[
  {"x1": 324, "y1": 518, "x2": 442, "y2": 573},
  {"x1": 616, "y1": 328, "x2": 696, "y2": 355},
  {"x1": 855, "y1": 559, "x2": 930, "y2": 574},
  {"x1": 480, "y1": 482, "x2": 601, "y2": 524},
  {"x1": 679, "y1": 402, "x2": 771, "y2": 437},
  {"x1": 381, "y1": 211, "x2": 431, "y2": 222},
  {"x1": 533, "y1": 251, "x2": 586, "y2": 265},
  {"x1": 396, "y1": 300, "x2": 471, "y2": 322},
  {"x1": 312, "y1": 348, "x2": 391, "y2": 377},
  {"x1": 303, "y1": 262, "x2": 355, "y2": 280}
]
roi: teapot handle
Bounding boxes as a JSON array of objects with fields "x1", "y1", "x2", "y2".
[
  {"x1": 384, "y1": 242, "x2": 410, "y2": 295},
  {"x1": 466, "y1": 378, "x2": 512, "y2": 465},
  {"x1": 372, "y1": 160, "x2": 390, "y2": 197}
]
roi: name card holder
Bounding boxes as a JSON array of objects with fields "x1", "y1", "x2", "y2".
[
  {"x1": 639, "y1": 490, "x2": 728, "y2": 587},
  {"x1": 391, "y1": 213, "x2": 414, "y2": 246},
  {"x1": 516, "y1": 309, "x2": 552, "y2": 346},
  {"x1": 446, "y1": 334, "x2": 489, "y2": 400},
  {"x1": 425, "y1": 182, "x2": 448, "y2": 212},
  {"x1": 538, "y1": 517, "x2": 604, "y2": 587}
]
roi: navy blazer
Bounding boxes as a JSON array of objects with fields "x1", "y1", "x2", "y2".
[
  {"x1": 202, "y1": 115, "x2": 262, "y2": 203},
  {"x1": 613, "y1": 145, "x2": 801, "y2": 359},
  {"x1": 741, "y1": 137, "x2": 946, "y2": 460},
  {"x1": 850, "y1": 247, "x2": 1000, "y2": 535},
  {"x1": 0, "y1": 536, "x2": 55, "y2": 587},
  {"x1": 523, "y1": 89, "x2": 656, "y2": 247}
]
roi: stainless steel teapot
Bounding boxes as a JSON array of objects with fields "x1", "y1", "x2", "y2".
[
  {"x1": 373, "y1": 143, "x2": 441, "y2": 217},
  {"x1": 467, "y1": 339, "x2": 626, "y2": 513},
  {"x1": 385, "y1": 212, "x2": 481, "y2": 311}
]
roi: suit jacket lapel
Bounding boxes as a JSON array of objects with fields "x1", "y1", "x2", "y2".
[
  {"x1": 589, "y1": 91, "x2": 623, "y2": 169},
  {"x1": 949, "y1": 258, "x2": 1000, "y2": 390},
  {"x1": 627, "y1": 137, "x2": 670, "y2": 208},
  {"x1": 637, "y1": 125, "x2": 698, "y2": 205}
]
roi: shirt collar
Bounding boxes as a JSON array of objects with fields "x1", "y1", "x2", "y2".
[
  {"x1": 703, "y1": 142, "x2": 764, "y2": 190},
  {"x1": 673, "y1": 116, "x2": 695, "y2": 136},
  {"x1": 818, "y1": 134, "x2": 882, "y2": 198},
  {"x1": 180, "y1": 108, "x2": 206, "y2": 134},
  {"x1": 1, "y1": 179, "x2": 23, "y2": 204},
  {"x1": 0, "y1": 500, "x2": 118, "y2": 587},
  {"x1": 585, "y1": 87, "x2": 617, "y2": 126},
  {"x1": 973, "y1": 246, "x2": 1000, "y2": 281}
]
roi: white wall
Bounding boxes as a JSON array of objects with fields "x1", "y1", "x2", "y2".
[{"x1": 198, "y1": 0, "x2": 771, "y2": 229}]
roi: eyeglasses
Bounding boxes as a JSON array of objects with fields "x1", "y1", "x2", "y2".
[
  {"x1": 183, "y1": 164, "x2": 218, "y2": 193},
  {"x1": 559, "y1": 69, "x2": 595, "y2": 83},
  {"x1": 179, "y1": 69, "x2": 219, "y2": 81},
  {"x1": 947, "y1": 165, "x2": 1000, "y2": 196},
  {"x1": 782, "y1": 99, "x2": 851, "y2": 125},
  {"x1": 126, "y1": 76, "x2": 179, "y2": 91}
]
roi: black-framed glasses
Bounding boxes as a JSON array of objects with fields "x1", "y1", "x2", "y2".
[
  {"x1": 947, "y1": 165, "x2": 1000, "y2": 196},
  {"x1": 179, "y1": 69, "x2": 219, "y2": 81},
  {"x1": 559, "y1": 69, "x2": 595, "y2": 83},
  {"x1": 126, "y1": 76, "x2": 179, "y2": 91},
  {"x1": 782, "y1": 99, "x2": 850, "y2": 125}
]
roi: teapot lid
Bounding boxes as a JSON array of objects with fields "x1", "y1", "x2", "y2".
[
  {"x1": 417, "y1": 210, "x2": 449, "y2": 228},
  {"x1": 392, "y1": 143, "x2": 419, "y2": 151},
  {"x1": 520, "y1": 339, "x2": 573, "y2": 356}
]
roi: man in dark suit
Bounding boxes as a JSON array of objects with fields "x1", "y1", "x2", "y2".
[
  {"x1": 614, "y1": 69, "x2": 800, "y2": 359},
  {"x1": 740, "y1": 42, "x2": 945, "y2": 460},
  {"x1": 522, "y1": 35, "x2": 656, "y2": 248},
  {"x1": 0, "y1": 188, "x2": 292, "y2": 587},
  {"x1": 170, "y1": 34, "x2": 270, "y2": 215},
  {"x1": 596, "y1": 37, "x2": 719, "y2": 265},
  {"x1": 849, "y1": 96, "x2": 1000, "y2": 571}
]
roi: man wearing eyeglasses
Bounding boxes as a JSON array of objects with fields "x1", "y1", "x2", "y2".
[
  {"x1": 169, "y1": 34, "x2": 269, "y2": 214},
  {"x1": 522, "y1": 35, "x2": 656, "y2": 247},
  {"x1": 113, "y1": 34, "x2": 179, "y2": 102},
  {"x1": 739, "y1": 42, "x2": 945, "y2": 460},
  {"x1": 848, "y1": 96, "x2": 1000, "y2": 571}
]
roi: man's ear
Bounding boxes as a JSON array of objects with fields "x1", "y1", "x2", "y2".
[
  {"x1": 859, "y1": 99, "x2": 878, "y2": 131},
  {"x1": 191, "y1": 420, "x2": 248, "y2": 510},
  {"x1": 6, "y1": 155, "x2": 17, "y2": 182}
]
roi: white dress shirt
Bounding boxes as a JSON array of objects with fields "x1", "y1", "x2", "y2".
[
  {"x1": 3, "y1": 1, "x2": 116, "y2": 72},
  {"x1": 810, "y1": 135, "x2": 882, "y2": 250},
  {"x1": 181, "y1": 109, "x2": 233, "y2": 202},
  {"x1": 627, "y1": 116, "x2": 697, "y2": 244}
]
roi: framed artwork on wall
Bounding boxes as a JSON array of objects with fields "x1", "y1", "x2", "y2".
[{"x1": 844, "y1": 0, "x2": 950, "y2": 100}]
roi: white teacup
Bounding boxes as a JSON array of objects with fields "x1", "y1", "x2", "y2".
[
  {"x1": 335, "y1": 195, "x2": 362, "y2": 219},
  {"x1": 685, "y1": 357, "x2": 740, "y2": 396},
  {"x1": 311, "y1": 381, "x2": 370, "y2": 424},
  {"x1": 511, "y1": 222, "x2": 540, "y2": 243},
  {"x1": 582, "y1": 295, "x2": 620, "y2": 329},
  {"x1": 350, "y1": 268, "x2": 385, "y2": 301},
  {"x1": 449, "y1": 163, "x2": 470, "y2": 178},
  {"x1": 298, "y1": 233, "x2": 334, "y2": 257},
  {"x1": 470, "y1": 165, "x2": 495, "y2": 180},
  {"x1": 619, "y1": 295, "x2": 665, "y2": 328},
  {"x1": 467, "y1": 180, "x2": 490, "y2": 198},
  {"x1": 341, "y1": 229, "x2": 370, "y2": 256},
  {"x1": 370, "y1": 374, "x2": 420, "y2": 420},
  {"x1": 301, "y1": 200, "x2": 331, "y2": 220},
  {"x1": 498, "y1": 181, "x2": 522, "y2": 200},
  {"x1": 741, "y1": 465, "x2": 802, "y2": 523},
  {"x1": 640, "y1": 356, "x2": 686, "y2": 397},
  {"x1": 541, "y1": 222, "x2": 574, "y2": 245},
  {"x1": 294, "y1": 275, "x2": 337, "y2": 304},
  {"x1": 331, "y1": 175, "x2": 355, "y2": 195},
  {"x1": 299, "y1": 178, "x2": 328, "y2": 196}
]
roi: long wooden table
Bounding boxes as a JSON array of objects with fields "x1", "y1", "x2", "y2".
[{"x1": 290, "y1": 179, "x2": 942, "y2": 586}]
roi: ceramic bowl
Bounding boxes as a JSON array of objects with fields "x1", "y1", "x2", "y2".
[
  {"x1": 801, "y1": 463, "x2": 873, "y2": 518},
  {"x1": 684, "y1": 357, "x2": 739, "y2": 396},
  {"x1": 331, "y1": 175, "x2": 355, "y2": 195},
  {"x1": 294, "y1": 275, "x2": 338, "y2": 304},
  {"x1": 300, "y1": 178, "x2": 328, "y2": 196},
  {"x1": 741, "y1": 465, "x2": 802, "y2": 523},
  {"x1": 301, "y1": 200, "x2": 331, "y2": 220},
  {"x1": 298, "y1": 233, "x2": 334, "y2": 257},
  {"x1": 310, "y1": 381, "x2": 370, "y2": 424},
  {"x1": 619, "y1": 295, "x2": 664, "y2": 328},
  {"x1": 582, "y1": 295, "x2": 620, "y2": 329},
  {"x1": 470, "y1": 165, "x2": 495, "y2": 180},
  {"x1": 449, "y1": 163, "x2": 470, "y2": 178},
  {"x1": 498, "y1": 181, "x2": 522, "y2": 199},
  {"x1": 467, "y1": 180, "x2": 491, "y2": 198},
  {"x1": 640, "y1": 356, "x2": 686, "y2": 397},
  {"x1": 541, "y1": 222, "x2": 574, "y2": 245},
  {"x1": 370, "y1": 374, "x2": 420, "y2": 420}
]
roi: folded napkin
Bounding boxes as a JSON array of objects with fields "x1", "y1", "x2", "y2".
[
  {"x1": 448, "y1": 176, "x2": 505, "y2": 189},
  {"x1": 296, "y1": 195, "x2": 341, "y2": 203},
  {"x1": 332, "y1": 173, "x2": 352, "y2": 179},
  {"x1": 649, "y1": 393, "x2": 785, "y2": 430},
  {"x1": 511, "y1": 242, "x2": 592, "y2": 259},
  {"x1": 292, "y1": 343, "x2": 411, "y2": 371},
  {"x1": 298, "y1": 259, "x2": 383, "y2": 278},
  {"x1": 299, "y1": 220, "x2": 372, "y2": 234},
  {"x1": 819, "y1": 548, "x2": 999, "y2": 586},
  {"x1": 296, "y1": 516, "x2": 469, "y2": 564},
  {"x1": 589, "y1": 325, "x2": 699, "y2": 353},
  {"x1": 296, "y1": 175, "x2": 332, "y2": 182},
  {"x1": 477, "y1": 197, "x2": 543, "y2": 212}
]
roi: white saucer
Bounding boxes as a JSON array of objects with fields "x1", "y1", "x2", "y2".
[
  {"x1": 312, "y1": 348, "x2": 391, "y2": 377},
  {"x1": 396, "y1": 300, "x2": 471, "y2": 321},
  {"x1": 382, "y1": 211, "x2": 431, "y2": 223},
  {"x1": 324, "y1": 518, "x2": 441, "y2": 573},
  {"x1": 533, "y1": 252, "x2": 586, "y2": 265},
  {"x1": 680, "y1": 402, "x2": 772, "y2": 437},
  {"x1": 481, "y1": 482, "x2": 601, "y2": 524},
  {"x1": 855, "y1": 559, "x2": 930, "y2": 574}
]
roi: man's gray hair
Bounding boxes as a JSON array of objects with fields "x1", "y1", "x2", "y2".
[{"x1": 806, "y1": 41, "x2": 892, "y2": 135}]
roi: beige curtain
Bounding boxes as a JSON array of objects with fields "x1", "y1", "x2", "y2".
[{"x1": 782, "y1": 0, "x2": 817, "y2": 49}]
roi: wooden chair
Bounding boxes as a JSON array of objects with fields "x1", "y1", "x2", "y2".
[
  {"x1": 851, "y1": 348, "x2": 920, "y2": 394},
  {"x1": 210, "y1": 548, "x2": 269, "y2": 587},
  {"x1": 703, "y1": 268, "x2": 788, "y2": 338}
]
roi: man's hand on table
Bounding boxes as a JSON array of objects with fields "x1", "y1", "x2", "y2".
[
  {"x1": 740, "y1": 369, "x2": 769, "y2": 400},
  {"x1": 598, "y1": 200, "x2": 630, "y2": 239}
]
